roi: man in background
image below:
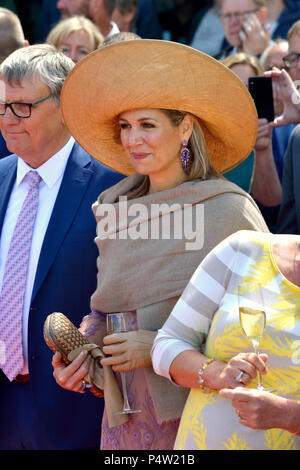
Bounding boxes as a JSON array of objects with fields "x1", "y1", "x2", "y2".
[
  {"x1": 56, "y1": 0, "x2": 119, "y2": 37},
  {"x1": 111, "y1": 0, "x2": 136, "y2": 33},
  {"x1": 217, "y1": 0, "x2": 270, "y2": 59},
  {"x1": 0, "y1": 7, "x2": 28, "y2": 159},
  {"x1": 0, "y1": 44, "x2": 123, "y2": 449},
  {"x1": 276, "y1": 21, "x2": 300, "y2": 234}
]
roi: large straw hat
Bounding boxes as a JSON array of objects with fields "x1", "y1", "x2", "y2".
[{"x1": 61, "y1": 39, "x2": 258, "y2": 175}]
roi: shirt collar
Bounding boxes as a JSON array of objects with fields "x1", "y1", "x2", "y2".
[
  {"x1": 106, "y1": 21, "x2": 120, "y2": 38},
  {"x1": 16, "y1": 137, "x2": 75, "y2": 188}
]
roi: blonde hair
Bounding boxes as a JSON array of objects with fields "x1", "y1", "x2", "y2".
[
  {"x1": 288, "y1": 20, "x2": 300, "y2": 42},
  {"x1": 102, "y1": 31, "x2": 141, "y2": 47},
  {"x1": 126, "y1": 109, "x2": 219, "y2": 199},
  {"x1": 163, "y1": 110, "x2": 218, "y2": 181},
  {"x1": 217, "y1": 0, "x2": 266, "y2": 8},
  {"x1": 222, "y1": 52, "x2": 264, "y2": 75},
  {"x1": 46, "y1": 15, "x2": 104, "y2": 51}
]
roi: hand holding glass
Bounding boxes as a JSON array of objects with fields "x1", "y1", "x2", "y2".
[
  {"x1": 238, "y1": 283, "x2": 267, "y2": 391},
  {"x1": 106, "y1": 313, "x2": 141, "y2": 414}
]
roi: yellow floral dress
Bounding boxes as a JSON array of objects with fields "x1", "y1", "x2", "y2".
[{"x1": 152, "y1": 231, "x2": 300, "y2": 450}]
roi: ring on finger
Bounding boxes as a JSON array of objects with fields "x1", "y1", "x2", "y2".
[
  {"x1": 235, "y1": 371, "x2": 244, "y2": 383},
  {"x1": 80, "y1": 380, "x2": 92, "y2": 392},
  {"x1": 236, "y1": 409, "x2": 245, "y2": 420}
]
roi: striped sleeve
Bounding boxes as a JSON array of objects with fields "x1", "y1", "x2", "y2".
[{"x1": 152, "y1": 233, "x2": 240, "y2": 381}]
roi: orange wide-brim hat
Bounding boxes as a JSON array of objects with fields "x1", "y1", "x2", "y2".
[{"x1": 61, "y1": 39, "x2": 258, "y2": 175}]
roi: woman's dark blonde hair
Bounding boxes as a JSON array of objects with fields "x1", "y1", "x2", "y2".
[
  {"x1": 126, "y1": 108, "x2": 219, "y2": 199},
  {"x1": 46, "y1": 15, "x2": 104, "y2": 51},
  {"x1": 222, "y1": 52, "x2": 264, "y2": 76}
]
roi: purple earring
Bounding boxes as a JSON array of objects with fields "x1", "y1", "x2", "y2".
[{"x1": 180, "y1": 140, "x2": 191, "y2": 173}]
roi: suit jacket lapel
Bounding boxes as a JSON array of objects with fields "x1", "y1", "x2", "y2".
[
  {"x1": 0, "y1": 156, "x2": 17, "y2": 233},
  {"x1": 31, "y1": 144, "x2": 93, "y2": 301}
]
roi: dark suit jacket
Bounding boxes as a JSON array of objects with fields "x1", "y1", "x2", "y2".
[
  {"x1": 277, "y1": 125, "x2": 300, "y2": 234},
  {"x1": 0, "y1": 142, "x2": 124, "y2": 449},
  {"x1": 0, "y1": 131, "x2": 9, "y2": 160}
]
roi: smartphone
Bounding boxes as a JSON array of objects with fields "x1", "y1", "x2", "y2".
[{"x1": 248, "y1": 76, "x2": 275, "y2": 122}]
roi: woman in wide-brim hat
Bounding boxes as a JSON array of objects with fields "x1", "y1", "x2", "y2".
[{"x1": 52, "y1": 39, "x2": 268, "y2": 450}]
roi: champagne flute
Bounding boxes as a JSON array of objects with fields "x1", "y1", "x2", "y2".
[
  {"x1": 106, "y1": 313, "x2": 141, "y2": 414},
  {"x1": 238, "y1": 283, "x2": 267, "y2": 391}
]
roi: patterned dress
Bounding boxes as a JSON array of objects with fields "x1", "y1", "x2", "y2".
[
  {"x1": 152, "y1": 230, "x2": 300, "y2": 450},
  {"x1": 80, "y1": 310, "x2": 179, "y2": 450}
]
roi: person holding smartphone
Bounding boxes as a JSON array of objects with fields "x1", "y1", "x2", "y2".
[
  {"x1": 222, "y1": 52, "x2": 282, "y2": 232},
  {"x1": 266, "y1": 21, "x2": 300, "y2": 234}
]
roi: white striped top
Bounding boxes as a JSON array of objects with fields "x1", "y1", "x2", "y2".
[{"x1": 152, "y1": 230, "x2": 300, "y2": 450}]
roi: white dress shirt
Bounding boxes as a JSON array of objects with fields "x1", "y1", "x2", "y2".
[
  {"x1": 0, "y1": 137, "x2": 75, "y2": 374},
  {"x1": 106, "y1": 21, "x2": 120, "y2": 38}
]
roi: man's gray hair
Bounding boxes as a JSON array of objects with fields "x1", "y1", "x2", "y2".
[{"x1": 0, "y1": 44, "x2": 75, "y2": 103}]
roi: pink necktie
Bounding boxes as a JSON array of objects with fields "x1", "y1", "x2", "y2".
[{"x1": 0, "y1": 170, "x2": 41, "y2": 381}]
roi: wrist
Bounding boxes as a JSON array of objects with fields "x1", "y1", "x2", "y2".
[
  {"x1": 254, "y1": 142, "x2": 272, "y2": 154},
  {"x1": 272, "y1": 396, "x2": 300, "y2": 434},
  {"x1": 284, "y1": 400, "x2": 300, "y2": 435},
  {"x1": 198, "y1": 359, "x2": 225, "y2": 391},
  {"x1": 198, "y1": 358, "x2": 214, "y2": 392},
  {"x1": 245, "y1": 42, "x2": 266, "y2": 58}
]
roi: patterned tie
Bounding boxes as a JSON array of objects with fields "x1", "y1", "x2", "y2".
[{"x1": 0, "y1": 170, "x2": 41, "y2": 381}]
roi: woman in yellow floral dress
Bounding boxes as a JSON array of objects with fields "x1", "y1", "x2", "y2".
[{"x1": 152, "y1": 230, "x2": 300, "y2": 450}]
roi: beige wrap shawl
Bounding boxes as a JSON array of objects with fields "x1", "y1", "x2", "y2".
[{"x1": 90, "y1": 173, "x2": 268, "y2": 423}]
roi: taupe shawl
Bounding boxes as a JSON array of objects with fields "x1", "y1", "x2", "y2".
[{"x1": 91, "y1": 173, "x2": 268, "y2": 423}]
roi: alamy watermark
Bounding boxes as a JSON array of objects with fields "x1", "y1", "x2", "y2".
[{"x1": 95, "y1": 196, "x2": 204, "y2": 251}]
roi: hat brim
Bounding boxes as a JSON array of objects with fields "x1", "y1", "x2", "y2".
[{"x1": 61, "y1": 39, "x2": 258, "y2": 175}]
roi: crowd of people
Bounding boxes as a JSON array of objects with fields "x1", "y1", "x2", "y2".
[{"x1": 0, "y1": 0, "x2": 300, "y2": 452}]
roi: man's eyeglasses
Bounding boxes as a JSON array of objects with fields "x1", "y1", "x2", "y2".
[
  {"x1": 283, "y1": 53, "x2": 300, "y2": 69},
  {"x1": 0, "y1": 93, "x2": 53, "y2": 118},
  {"x1": 220, "y1": 8, "x2": 260, "y2": 23}
]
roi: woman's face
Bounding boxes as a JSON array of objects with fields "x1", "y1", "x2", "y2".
[
  {"x1": 118, "y1": 108, "x2": 192, "y2": 181},
  {"x1": 58, "y1": 30, "x2": 93, "y2": 63}
]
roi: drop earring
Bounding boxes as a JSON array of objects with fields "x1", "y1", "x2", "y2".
[{"x1": 180, "y1": 140, "x2": 191, "y2": 173}]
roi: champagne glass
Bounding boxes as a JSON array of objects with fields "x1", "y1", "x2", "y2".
[
  {"x1": 106, "y1": 313, "x2": 141, "y2": 414},
  {"x1": 238, "y1": 283, "x2": 267, "y2": 391}
]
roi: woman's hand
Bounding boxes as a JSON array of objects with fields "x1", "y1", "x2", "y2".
[
  {"x1": 52, "y1": 350, "x2": 93, "y2": 394},
  {"x1": 219, "y1": 387, "x2": 300, "y2": 433},
  {"x1": 205, "y1": 352, "x2": 268, "y2": 390},
  {"x1": 101, "y1": 330, "x2": 157, "y2": 372}
]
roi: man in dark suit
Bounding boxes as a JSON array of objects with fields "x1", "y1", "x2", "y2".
[
  {"x1": 276, "y1": 124, "x2": 300, "y2": 233},
  {"x1": 274, "y1": 21, "x2": 300, "y2": 233},
  {"x1": 0, "y1": 44, "x2": 123, "y2": 449}
]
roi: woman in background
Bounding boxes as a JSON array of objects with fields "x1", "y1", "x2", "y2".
[{"x1": 46, "y1": 15, "x2": 103, "y2": 64}]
